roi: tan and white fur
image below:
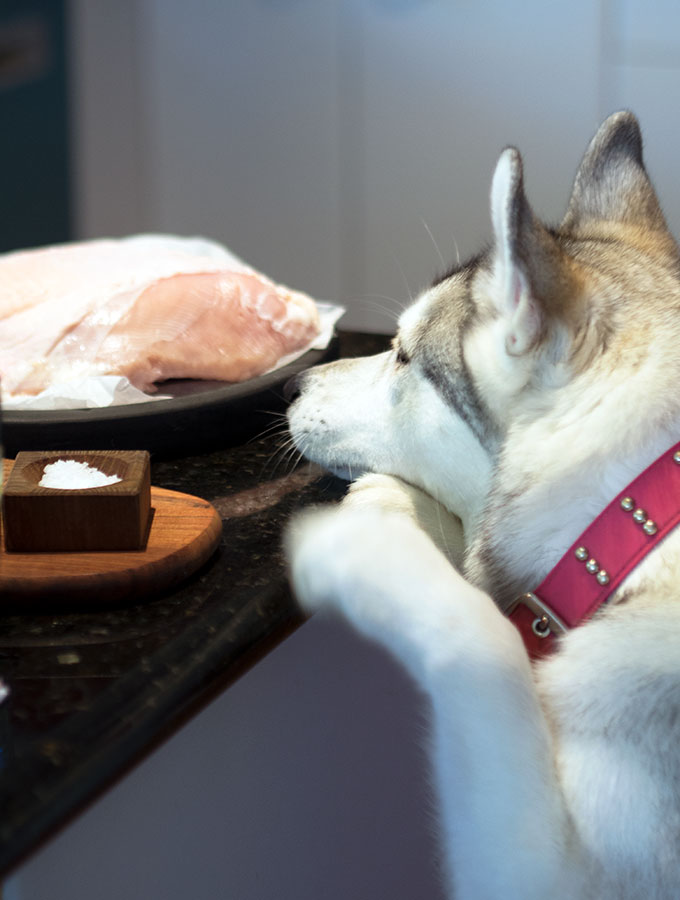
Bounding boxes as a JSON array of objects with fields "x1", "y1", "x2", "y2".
[{"x1": 285, "y1": 112, "x2": 680, "y2": 899}]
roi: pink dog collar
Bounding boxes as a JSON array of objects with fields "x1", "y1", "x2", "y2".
[{"x1": 508, "y1": 441, "x2": 680, "y2": 659}]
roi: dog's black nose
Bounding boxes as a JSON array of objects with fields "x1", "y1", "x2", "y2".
[{"x1": 283, "y1": 372, "x2": 303, "y2": 403}]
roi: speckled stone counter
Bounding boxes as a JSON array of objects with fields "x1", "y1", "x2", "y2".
[{"x1": 0, "y1": 331, "x2": 391, "y2": 878}]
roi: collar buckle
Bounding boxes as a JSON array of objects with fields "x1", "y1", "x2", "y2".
[{"x1": 507, "y1": 591, "x2": 568, "y2": 639}]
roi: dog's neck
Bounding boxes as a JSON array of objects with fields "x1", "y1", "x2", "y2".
[{"x1": 463, "y1": 419, "x2": 680, "y2": 608}]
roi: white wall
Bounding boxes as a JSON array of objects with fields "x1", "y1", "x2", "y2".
[
  {"x1": 601, "y1": 0, "x2": 680, "y2": 243},
  {"x1": 67, "y1": 0, "x2": 147, "y2": 239},
  {"x1": 66, "y1": 0, "x2": 680, "y2": 333},
  {"x1": 68, "y1": 0, "x2": 344, "y2": 314}
]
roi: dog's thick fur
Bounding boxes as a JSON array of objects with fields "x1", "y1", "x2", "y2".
[{"x1": 286, "y1": 112, "x2": 680, "y2": 899}]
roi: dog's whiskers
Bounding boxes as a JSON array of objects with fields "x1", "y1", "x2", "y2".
[
  {"x1": 387, "y1": 244, "x2": 416, "y2": 310},
  {"x1": 247, "y1": 411, "x2": 307, "y2": 481},
  {"x1": 420, "y1": 217, "x2": 446, "y2": 273},
  {"x1": 354, "y1": 295, "x2": 405, "y2": 327},
  {"x1": 247, "y1": 412, "x2": 288, "y2": 444}
]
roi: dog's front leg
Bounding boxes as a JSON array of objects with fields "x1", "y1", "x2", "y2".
[
  {"x1": 342, "y1": 472, "x2": 466, "y2": 567},
  {"x1": 287, "y1": 505, "x2": 583, "y2": 900}
]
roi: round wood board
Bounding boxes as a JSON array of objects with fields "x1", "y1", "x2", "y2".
[{"x1": 1, "y1": 460, "x2": 222, "y2": 606}]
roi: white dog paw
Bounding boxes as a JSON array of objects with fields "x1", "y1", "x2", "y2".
[
  {"x1": 286, "y1": 505, "x2": 399, "y2": 618},
  {"x1": 285, "y1": 501, "x2": 522, "y2": 675},
  {"x1": 344, "y1": 473, "x2": 465, "y2": 566},
  {"x1": 286, "y1": 504, "x2": 420, "y2": 612},
  {"x1": 285, "y1": 506, "x2": 344, "y2": 615},
  {"x1": 344, "y1": 473, "x2": 418, "y2": 509},
  {"x1": 285, "y1": 503, "x2": 473, "y2": 666}
]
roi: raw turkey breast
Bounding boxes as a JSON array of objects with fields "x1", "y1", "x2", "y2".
[{"x1": 0, "y1": 234, "x2": 321, "y2": 395}]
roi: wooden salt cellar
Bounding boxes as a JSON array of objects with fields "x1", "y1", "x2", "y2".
[{"x1": 3, "y1": 450, "x2": 151, "y2": 552}]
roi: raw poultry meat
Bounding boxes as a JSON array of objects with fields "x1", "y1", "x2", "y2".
[{"x1": 0, "y1": 234, "x2": 321, "y2": 396}]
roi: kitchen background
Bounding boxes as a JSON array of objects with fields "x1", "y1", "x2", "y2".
[{"x1": 4, "y1": 1, "x2": 680, "y2": 898}]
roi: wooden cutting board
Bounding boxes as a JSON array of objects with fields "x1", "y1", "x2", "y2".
[{"x1": 1, "y1": 459, "x2": 222, "y2": 606}]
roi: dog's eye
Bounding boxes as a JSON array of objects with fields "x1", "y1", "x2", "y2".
[{"x1": 395, "y1": 346, "x2": 410, "y2": 366}]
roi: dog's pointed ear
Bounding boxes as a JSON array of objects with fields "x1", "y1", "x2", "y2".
[
  {"x1": 491, "y1": 147, "x2": 564, "y2": 356},
  {"x1": 562, "y1": 111, "x2": 667, "y2": 232}
]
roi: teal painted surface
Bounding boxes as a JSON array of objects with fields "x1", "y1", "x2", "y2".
[{"x1": 0, "y1": 0, "x2": 71, "y2": 252}]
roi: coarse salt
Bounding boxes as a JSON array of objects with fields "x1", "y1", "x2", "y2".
[{"x1": 39, "y1": 459, "x2": 122, "y2": 490}]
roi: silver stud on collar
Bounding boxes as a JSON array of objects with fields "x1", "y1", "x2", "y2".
[
  {"x1": 573, "y1": 549, "x2": 611, "y2": 586},
  {"x1": 674, "y1": 450, "x2": 680, "y2": 464},
  {"x1": 620, "y1": 498, "x2": 659, "y2": 537}
]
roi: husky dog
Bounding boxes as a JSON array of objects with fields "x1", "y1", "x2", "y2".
[{"x1": 285, "y1": 112, "x2": 680, "y2": 899}]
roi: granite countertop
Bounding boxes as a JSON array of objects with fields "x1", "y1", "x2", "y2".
[{"x1": 0, "y1": 331, "x2": 391, "y2": 878}]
